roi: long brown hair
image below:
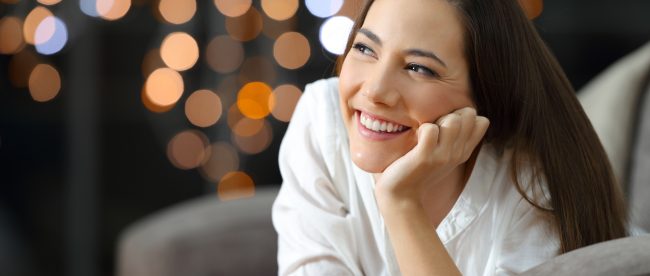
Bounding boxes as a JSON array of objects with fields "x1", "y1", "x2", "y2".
[{"x1": 336, "y1": 0, "x2": 628, "y2": 253}]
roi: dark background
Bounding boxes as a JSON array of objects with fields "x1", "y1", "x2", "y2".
[{"x1": 1, "y1": 0, "x2": 649, "y2": 276}]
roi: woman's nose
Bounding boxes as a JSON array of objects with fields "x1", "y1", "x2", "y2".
[{"x1": 361, "y1": 64, "x2": 400, "y2": 106}]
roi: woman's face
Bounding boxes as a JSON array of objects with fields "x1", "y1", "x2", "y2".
[{"x1": 339, "y1": 0, "x2": 474, "y2": 173}]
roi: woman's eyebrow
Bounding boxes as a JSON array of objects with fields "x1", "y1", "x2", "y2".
[{"x1": 357, "y1": 28, "x2": 447, "y2": 68}]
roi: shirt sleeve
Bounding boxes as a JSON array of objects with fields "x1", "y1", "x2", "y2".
[
  {"x1": 494, "y1": 198, "x2": 560, "y2": 275},
  {"x1": 272, "y1": 82, "x2": 362, "y2": 276}
]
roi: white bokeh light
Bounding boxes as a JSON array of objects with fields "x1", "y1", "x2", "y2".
[
  {"x1": 305, "y1": 0, "x2": 343, "y2": 18},
  {"x1": 34, "y1": 16, "x2": 68, "y2": 55},
  {"x1": 319, "y1": 16, "x2": 353, "y2": 55}
]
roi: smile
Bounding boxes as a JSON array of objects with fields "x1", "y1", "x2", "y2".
[{"x1": 356, "y1": 111, "x2": 410, "y2": 140}]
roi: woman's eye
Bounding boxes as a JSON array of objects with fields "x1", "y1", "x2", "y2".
[
  {"x1": 406, "y1": 63, "x2": 438, "y2": 77},
  {"x1": 352, "y1": 43, "x2": 375, "y2": 57}
]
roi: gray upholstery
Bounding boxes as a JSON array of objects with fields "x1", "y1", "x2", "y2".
[
  {"x1": 522, "y1": 235, "x2": 650, "y2": 276},
  {"x1": 116, "y1": 187, "x2": 278, "y2": 276},
  {"x1": 629, "y1": 82, "x2": 650, "y2": 232}
]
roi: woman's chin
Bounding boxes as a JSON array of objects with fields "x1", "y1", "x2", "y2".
[{"x1": 350, "y1": 148, "x2": 394, "y2": 174}]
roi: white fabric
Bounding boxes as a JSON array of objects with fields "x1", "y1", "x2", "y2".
[{"x1": 272, "y1": 78, "x2": 560, "y2": 276}]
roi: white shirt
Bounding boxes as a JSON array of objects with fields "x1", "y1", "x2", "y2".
[{"x1": 272, "y1": 78, "x2": 560, "y2": 276}]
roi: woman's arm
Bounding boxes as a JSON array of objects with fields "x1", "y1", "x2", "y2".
[{"x1": 374, "y1": 107, "x2": 489, "y2": 275}]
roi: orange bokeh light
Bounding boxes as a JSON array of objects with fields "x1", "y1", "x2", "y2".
[
  {"x1": 167, "y1": 130, "x2": 210, "y2": 170},
  {"x1": 336, "y1": 0, "x2": 364, "y2": 19},
  {"x1": 160, "y1": 32, "x2": 199, "y2": 71},
  {"x1": 213, "y1": 0, "x2": 252, "y2": 18},
  {"x1": 273, "y1": 32, "x2": 311, "y2": 69},
  {"x1": 232, "y1": 119, "x2": 273, "y2": 154},
  {"x1": 517, "y1": 0, "x2": 543, "y2": 19},
  {"x1": 37, "y1": 0, "x2": 62, "y2": 5},
  {"x1": 23, "y1": 6, "x2": 53, "y2": 45},
  {"x1": 144, "y1": 68, "x2": 184, "y2": 111},
  {"x1": 217, "y1": 171, "x2": 255, "y2": 201},
  {"x1": 200, "y1": 142, "x2": 240, "y2": 182},
  {"x1": 225, "y1": 7, "x2": 263, "y2": 42},
  {"x1": 261, "y1": 0, "x2": 298, "y2": 21},
  {"x1": 158, "y1": 0, "x2": 196, "y2": 24},
  {"x1": 228, "y1": 104, "x2": 264, "y2": 137},
  {"x1": 185, "y1": 89, "x2": 223, "y2": 127},
  {"x1": 269, "y1": 84, "x2": 302, "y2": 122},
  {"x1": 0, "y1": 17, "x2": 25, "y2": 54},
  {"x1": 28, "y1": 64, "x2": 61, "y2": 102},
  {"x1": 237, "y1": 81, "x2": 274, "y2": 120},
  {"x1": 97, "y1": 0, "x2": 131, "y2": 21},
  {"x1": 205, "y1": 35, "x2": 244, "y2": 74}
]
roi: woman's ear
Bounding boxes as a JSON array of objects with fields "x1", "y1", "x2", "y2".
[{"x1": 517, "y1": 0, "x2": 543, "y2": 19}]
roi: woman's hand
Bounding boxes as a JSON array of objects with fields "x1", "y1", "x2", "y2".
[{"x1": 374, "y1": 107, "x2": 490, "y2": 205}]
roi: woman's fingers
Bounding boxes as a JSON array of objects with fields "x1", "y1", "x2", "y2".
[
  {"x1": 453, "y1": 107, "x2": 477, "y2": 156},
  {"x1": 435, "y1": 113, "x2": 461, "y2": 151},
  {"x1": 467, "y1": 116, "x2": 490, "y2": 150}
]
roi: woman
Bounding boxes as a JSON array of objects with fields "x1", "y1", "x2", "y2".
[{"x1": 272, "y1": 0, "x2": 628, "y2": 275}]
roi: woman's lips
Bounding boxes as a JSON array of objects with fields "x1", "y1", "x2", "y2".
[{"x1": 356, "y1": 111, "x2": 410, "y2": 141}]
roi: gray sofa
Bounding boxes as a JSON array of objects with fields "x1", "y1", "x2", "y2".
[{"x1": 116, "y1": 41, "x2": 650, "y2": 276}]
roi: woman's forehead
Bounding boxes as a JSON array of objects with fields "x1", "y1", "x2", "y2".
[{"x1": 360, "y1": 0, "x2": 465, "y2": 59}]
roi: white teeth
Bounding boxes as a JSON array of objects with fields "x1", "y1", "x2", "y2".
[
  {"x1": 371, "y1": 121, "x2": 380, "y2": 131},
  {"x1": 359, "y1": 112, "x2": 406, "y2": 133}
]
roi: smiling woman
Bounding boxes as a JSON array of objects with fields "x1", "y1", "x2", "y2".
[{"x1": 272, "y1": 0, "x2": 629, "y2": 275}]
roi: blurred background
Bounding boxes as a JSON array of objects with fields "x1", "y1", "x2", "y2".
[{"x1": 0, "y1": 0, "x2": 648, "y2": 275}]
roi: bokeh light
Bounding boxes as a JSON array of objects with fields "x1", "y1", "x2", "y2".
[
  {"x1": 34, "y1": 16, "x2": 68, "y2": 55},
  {"x1": 167, "y1": 130, "x2": 209, "y2": 170},
  {"x1": 9, "y1": 49, "x2": 39, "y2": 88},
  {"x1": 262, "y1": 14, "x2": 297, "y2": 39},
  {"x1": 238, "y1": 56, "x2": 276, "y2": 85},
  {"x1": 28, "y1": 63, "x2": 61, "y2": 102},
  {"x1": 23, "y1": 6, "x2": 53, "y2": 45},
  {"x1": 225, "y1": 7, "x2": 263, "y2": 42},
  {"x1": 269, "y1": 84, "x2": 302, "y2": 122},
  {"x1": 217, "y1": 171, "x2": 255, "y2": 201},
  {"x1": 80, "y1": 0, "x2": 100, "y2": 17},
  {"x1": 273, "y1": 32, "x2": 310, "y2": 69},
  {"x1": 261, "y1": 0, "x2": 298, "y2": 21},
  {"x1": 232, "y1": 119, "x2": 273, "y2": 154},
  {"x1": 97, "y1": 0, "x2": 131, "y2": 21},
  {"x1": 336, "y1": 0, "x2": 363, "y2": 19},
  {"x1": 200, "y1": 142, "x2": 239, "y2": 182},
  {"x1": 141, "y1": 48, "x2": 165, "y2": 77},
  {"x1": 237, "y1": 81, "x2": 273, "y2": 120},
  {"x1": 37, "y1": 0, "x2": 62, "y2": 5},
  {"x1": 518, "y1": 0, "x2": 543, "y2": 19},
  {"x1": 305, "y1": 0, "x2": 343, "y2": 18},
  {"x1": 0, "y1": 17, "x2": 25, "y2": 54},
  {"x1": 158, "y1": 0, "x2": 196, "y2": 25},
  {"x1": 205, "y1": 35, "x2": 244, "y2": 74},
  {"x1": 185, "y1": 89, "x2": 223, "y2": 128},
  {"x1": 213, "y1": 0, "x2": 252, "y2": 18},
  {"x1": 216, "y1": 74, "x2": 241, "y2": 108},
  {"x1": 160, "y1": 32, "x2": 199, "y2": 71},
  {"x1": 228, "y1": 104, "x2": 264, "y2": 137},
  {"x1": 144, "y1": 68, "x2": 184, "y2": 111},
  {"x1": 319, "y1": 16, "x2": 353, "y2": 55}
]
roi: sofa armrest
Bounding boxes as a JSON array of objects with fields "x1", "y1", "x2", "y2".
[
  {"x1": 116, "y1": 186, "x2": 280, "y2": 276},
  {"x1": 522, "y1": 234, "x2": 650, "y2": 276}
]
